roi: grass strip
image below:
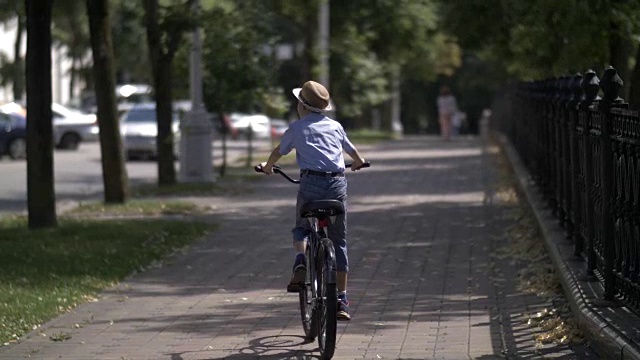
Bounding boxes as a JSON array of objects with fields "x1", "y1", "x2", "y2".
[
  {"x1": 68, "y1": 199, "x2": 203, "y2": 217},
  {"x1": 0, "y1": 216, "x2": 214, "y2": 345},
  {"x1": 132, "y1": 169, "x2": 262, "y2": 198}
]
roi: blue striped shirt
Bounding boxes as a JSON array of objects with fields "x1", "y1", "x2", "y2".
[{"x1": 279, "y1": 112, "x2": 355, "y2": 173}]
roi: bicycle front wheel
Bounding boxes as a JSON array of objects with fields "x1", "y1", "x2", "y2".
[{"x1": 317, "y1": 238, "x2": 337, "y2": 359}]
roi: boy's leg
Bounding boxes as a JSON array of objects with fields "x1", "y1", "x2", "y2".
[
  {"x1": 337, "y1": 270, "x2": 351, "y2": 321},
  {"x1": 293, "y1": 238, "x2": 306, "y2": 254},
  {"x1": 338, "y1": 271, "x2": 347, "y2": 293},
  {"x1": 330, "y1": 210, "x2": 351, "y2": 321},
  {"x1": 289, "y1": 192, "x2": 311, "y2": 291}
]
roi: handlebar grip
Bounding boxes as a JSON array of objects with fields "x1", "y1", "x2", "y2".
[
  {"x1": 346, "y1": 161, "x2": 371, "y2": 170},
  {"x1": 254, "y1": 164, "x2": 282, "y2": 173}
]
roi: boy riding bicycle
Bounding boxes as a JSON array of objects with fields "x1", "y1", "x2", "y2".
[{"x1": 261, "y1": 80, "x2": 366, "y2": 321}]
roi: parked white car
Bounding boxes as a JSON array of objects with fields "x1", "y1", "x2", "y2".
[
  {"x1": 0, "y1": 102, "x2": 98, "y2": 150},
  {"x1": 228, "y1": 113, "x2": 271, "y2": 139},
  {"x1": 52, "y1": 103, "x2": 99, "y2": 150},
  {"x1": 116, "y1": 84, "x2": 153, "y2": 115},
  {"x1": 120, "y1": 103, "x2": 179, "y2": 160},
  {"x1": 270, "y1": 119, "x2": 289, "y2": 140}
]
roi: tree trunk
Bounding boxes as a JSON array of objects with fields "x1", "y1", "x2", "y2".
[
  {"x1": 302, "y1": 7, "x2": 315, "y2": 82},
  {"x1": 219, "y1": 112, "x2": 227, "y2": 177},
  {"x1": 69, "y1": 56, "x2": 76, "y2": 101},
  {"x1": 87, "y1": 0, "x2": 130, "y2": 203},
  {"x1": 25, "y1": 0, "x2": 56, "y2": 229},
  {"x1": 13, "y1": 13, "x2": 24, "y2": 101},
  {"x1": 67, "y1": 15, "x2": 82, "y2": 101},
  {"x1": 245, "y1": 122, "x2": 253, "y2": 168},
  {"x1": 628, "y1": 46, "x2": 640, "y2": 110},
  {"x1": 154, "y1": 59, "x2": 177, "y2": 185},
  {"x1": 144, "y1": 0, "x2": 177, "y2": 186},
  {"x1": 389, "y1": 66, "x2": 403, "y2": 136}
]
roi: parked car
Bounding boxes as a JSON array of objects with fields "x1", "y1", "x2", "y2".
[
  {"x1": 1, "y1": 102, "x2": 98, "y2": 150},
  {"x1": 120, "y1": 103, "x2": 179, "y2": 160},
  {"x1": 116, "y1": 84, "x2": 153, "y2": 115},
  {"x1": 228, "y1": 113, "x2": 271, "y2": 139},
  {"x1": 75, "y1": 83, "x2": 154, "y2": 115},
  {"x1": 52, "y1": 103, "x2": 99, "y2": 150},
  {"x1": 0, "y1": 109, "x2": 27, "y2": 160},
  {"x1": 270, "y1": 119, "x2": 289, "y2": 140}
]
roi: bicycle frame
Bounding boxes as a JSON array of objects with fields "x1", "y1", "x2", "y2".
[{"x1": 304, "y1": 214, "x2": 334, "y2": 302}]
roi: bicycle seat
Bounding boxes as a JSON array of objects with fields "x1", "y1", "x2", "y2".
[{"x1": 300, "y1": 200, "x2": 345, "y2": 218}]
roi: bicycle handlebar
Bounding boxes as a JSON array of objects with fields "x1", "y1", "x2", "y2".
[{"x1": 254, "y1": 162, "x2": 370, "y2": 184}]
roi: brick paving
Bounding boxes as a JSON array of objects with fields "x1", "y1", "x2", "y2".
[{"x1": 0, "y1": 135, "x2": 599, "y2": 359}]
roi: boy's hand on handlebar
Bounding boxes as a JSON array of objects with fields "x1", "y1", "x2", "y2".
[
  {"x1": 350, "y1": 158, "x2": 366, "y2": 171},
  {"x1": 260, "y1": 162, "x2": 274, "y2": 175}
]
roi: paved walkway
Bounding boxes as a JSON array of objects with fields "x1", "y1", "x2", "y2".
[{"x1": 0, "y1": 135, "x2": 598, "y2": 359}]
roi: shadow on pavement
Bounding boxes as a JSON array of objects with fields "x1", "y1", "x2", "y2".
[{"x1": 166, "y1": 335, "x2": 319, "y2": 360}]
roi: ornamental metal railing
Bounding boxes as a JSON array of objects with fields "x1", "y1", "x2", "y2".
[{"x1": 507, "y1": 66, "x2": 640, "y2": 312}]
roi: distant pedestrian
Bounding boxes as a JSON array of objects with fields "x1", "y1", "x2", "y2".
[{"x1": 436, "y1": 85, "x2": 458, "y2": 141}]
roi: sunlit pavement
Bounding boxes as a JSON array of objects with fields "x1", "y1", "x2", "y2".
[{"x1": 0, "y1": 135, "x2": 598, "y2": 359}]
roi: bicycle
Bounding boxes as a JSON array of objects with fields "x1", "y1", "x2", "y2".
[{"x1": 255, "y1": 162, "x2": 369, "y2": 360}]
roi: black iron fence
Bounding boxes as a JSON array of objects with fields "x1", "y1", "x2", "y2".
[{"x1": 505, "y1": 66, "x2": 640, "y2": 313}]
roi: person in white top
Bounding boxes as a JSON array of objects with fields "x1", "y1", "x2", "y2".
[{"x1": 436, "y1": 85, "x2": 457, "y2": 140}]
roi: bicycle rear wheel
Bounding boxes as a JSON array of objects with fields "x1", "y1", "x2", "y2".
[
  {"x1": 299, "y1": 244, "x2": 318, "y2": 339},
  {"x1": 317, "y1": 238, "x2": 337, "y2": 359}
]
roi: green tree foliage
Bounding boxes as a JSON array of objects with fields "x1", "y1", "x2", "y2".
[
  {"x1": 329, "y1": 23, "x2": 388, "y2": 119},
  {"x1": 111, "y1": 1, "x2": 150, "y2": 85},
  {"x1": 0, "y1": 53, "x2": 12, "y2": 88},
  {"x1": 201, "y1": 2, "x2": 275, "y2": 115},
  {"x1": 506, "y1": 0, "x2": 610, "y2": 79},
  {"x1": 52, "y1": 0, "x2": 91, "y2": 100},
  {"x1": 330, "y1": 0, "x2": 460, "y2": 127},
  {"x1": 0, "y1": 1, "x2": 24, "y2": 100},
  {"x1": 270, "y1": 0, "x2": 319, "y2": 82},
  {"x1": 201, "y1": 1, "x2": 277, "y2": 172},
  {"x1": 440, "y1": 0, "x2": 640, "y2": 80}
]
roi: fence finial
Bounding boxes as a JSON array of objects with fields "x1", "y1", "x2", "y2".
[
  {"x1": 600, "y1": 66, "x2": 624, "y2": 106},
  {"x1": 568, "y1": 73, "x2": 584, "y2": 109},
  {"x1": 581, "y1": 70, "x2": 600, "y2": 107}
]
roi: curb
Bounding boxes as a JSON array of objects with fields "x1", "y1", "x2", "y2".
[{"x1": 495, "y1": 131, "x2": 640, "y2": 360}]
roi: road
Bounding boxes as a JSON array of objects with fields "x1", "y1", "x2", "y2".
[{"x1": 0, "y1": 138, "x2": 272, "y2": 217}]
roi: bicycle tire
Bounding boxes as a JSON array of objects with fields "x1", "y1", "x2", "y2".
[
  {"x1": 299, "y1": 244, "x2": 318, "y2": 339},
  {"x1": 317, "y1": 238, "x2": 337, "y2": 359}
]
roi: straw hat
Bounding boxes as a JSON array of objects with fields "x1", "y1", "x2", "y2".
[{"x1": 292, "y1": 81, "x2": 332, "y2": 113}]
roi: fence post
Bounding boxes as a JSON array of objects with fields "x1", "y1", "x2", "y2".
[
  {"x1": 579, "y1": 70, "x2": 600, "y2": 275},
  {"x1": 599, "y1": 66, "x2": 626, "y2": 299},
  {"x1": 568, "y1": 73, "x2": 584, "y2": 255},
  {"x1": 546, "y1": 77, "x2": 559, "y2": 215},
  {"x1": 532, "y1": 81, "x2": 544, "y2": 179},
  {"x1": 536, "y1": 81, "x2": 545, "y2": 190},
  {"x1": 560, "y1": 75, "x2": 574, "y2": 236}
]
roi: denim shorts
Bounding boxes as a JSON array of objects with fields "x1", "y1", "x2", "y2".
[{"x1": 293, "y1": 173, "x2": 348, "y2": 272}]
